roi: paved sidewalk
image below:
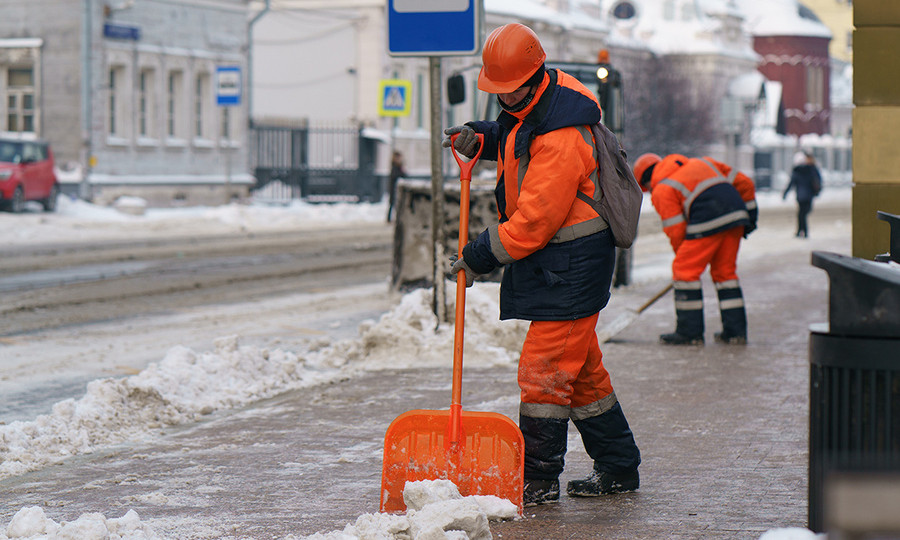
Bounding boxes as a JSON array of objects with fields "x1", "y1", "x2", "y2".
[{"x1": 0, "y1": 201, "x2": 851, "y2": 539}]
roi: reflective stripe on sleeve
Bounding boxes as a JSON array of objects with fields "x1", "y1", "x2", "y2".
[
  {"x1": 549, "y1": 216, "x2": 608, "y2": 243},
  {"x1": 489, "y1": 224, "x2": 515, "y2": 264},
  {"x1": 661, "y1": 214, "x2": 686, "y2": 228},
  {"x1": 659, "y1": 178, "x2": 691, "y2": 198}
]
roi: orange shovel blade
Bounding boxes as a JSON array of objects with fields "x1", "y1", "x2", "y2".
[{"x1": 380, "y1": 409, "x2": 524, "y2": 514}]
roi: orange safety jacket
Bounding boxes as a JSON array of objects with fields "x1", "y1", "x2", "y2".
[
  {"x1": 649, "y1": 155, "x2": 757, "y2": 252},
  {"x1": 463, "y1": 68, "x2": 616, "y2": 320}
]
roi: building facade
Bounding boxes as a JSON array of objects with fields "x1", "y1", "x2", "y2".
[{"x1": 0, "y1": 0, "x2": 252, "y2": 205}]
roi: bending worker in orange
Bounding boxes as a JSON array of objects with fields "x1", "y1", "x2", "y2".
[
  {"x1": 633, "y1": 153, "x2": 758, "y2": 345},
  {"x1": 443, "y1": 23, "x2": 640, "y2": 507}
]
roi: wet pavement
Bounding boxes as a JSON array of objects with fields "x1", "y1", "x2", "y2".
[{"x1": 0, "y1": 200, "x2": 851, "y2": 539}]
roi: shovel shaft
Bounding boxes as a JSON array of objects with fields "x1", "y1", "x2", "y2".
[{"x1": 449, "y1": 133, "x2": 484, "y2": 445}]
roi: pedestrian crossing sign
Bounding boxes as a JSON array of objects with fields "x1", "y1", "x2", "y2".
[{"x1": 378, "y1": 79, "x2": 412, "y2": 117}]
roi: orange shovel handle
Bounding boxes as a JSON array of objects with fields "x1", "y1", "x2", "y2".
[{"x1": 448, "y1": 132, "x2": 484, "y2": 445}]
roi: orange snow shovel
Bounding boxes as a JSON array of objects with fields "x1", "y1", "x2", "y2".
[{"x1": 380, "y1": 133, "x2": 524, "y2": 514}]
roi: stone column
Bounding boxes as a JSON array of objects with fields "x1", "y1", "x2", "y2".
[{"x1": 852, "y1": 2, "x2": 900, "y2": 259}]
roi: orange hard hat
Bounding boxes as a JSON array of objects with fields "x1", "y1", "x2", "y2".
[
  {"x1": 633, "y1": 153, "x2": 661, "y2": 192},
  {"x1": 478, "y1": 23, "x2": 547, "y2": 93}
]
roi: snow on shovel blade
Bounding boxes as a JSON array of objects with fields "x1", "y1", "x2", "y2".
[{"x1": 380, "y1": 409, "x2": 524, "y2": 514}]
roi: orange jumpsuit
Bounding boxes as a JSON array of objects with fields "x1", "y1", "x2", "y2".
[
  {"x1": 463, "y1": 68, "x2": 641, "y2": 480},
  {"x1": 649, "y1": 155, "x2": 757, "y2": 340}
]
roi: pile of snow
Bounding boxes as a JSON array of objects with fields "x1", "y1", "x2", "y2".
[
  {"x1": 4, "y1": 195, "x2": 389, "y2": 246},
  {"x1": 299, "y1": 480, "x2": 518, "y2": 540},
  {"x1": 0, "y1": 480, "x2": 518, "y2": 540},
  {"x1": 0, "y1": 285, "x2": 526, "y2": 480}
]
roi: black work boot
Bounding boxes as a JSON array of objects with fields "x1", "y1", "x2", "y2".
[
  {"x1": 714, "y1": 331, "x2": 747, "y2": 345},
  {"x1": 523, "y1": 478, "x2": 560, "y2": 506},
  {"x1": 567, "y1": 467, "x2": 639, "y2": 497},
  {"x1": 715, "y1": 280, "x2": 747, "y2": 343},
  {"x1": 659, "y1": 332, "x2": 704, "y2": 345}
]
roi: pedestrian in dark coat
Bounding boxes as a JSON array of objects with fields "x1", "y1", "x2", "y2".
[
  {"x1": 386, "y1": 151, "x2": 406, "y2": 222},
  {"x1": 783, "y1": 151, "x2": 822, "y2": 238}
]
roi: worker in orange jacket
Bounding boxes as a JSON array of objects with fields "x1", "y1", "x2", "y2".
[
  {"x1": 443, "y1": 23, "x2": 640, "y2": 507},
  {"x1": 633, "y1": 153, "x2": 757, "y2": 345}
]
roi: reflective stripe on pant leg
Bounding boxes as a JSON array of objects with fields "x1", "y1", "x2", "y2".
[
  {"x1": 673, "y1": 280, "x2": 704, "y2": 337},
  {"x1": 518, "y1": 314, "x2": 603, "y2": 416},
  {"x1": 715, "y1": 279, "x2": 746, "y2": 337},
  {"x1": 709, "y1": 228, "x2": 745, "y2": 336}
]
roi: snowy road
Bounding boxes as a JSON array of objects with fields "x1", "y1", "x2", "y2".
[{"x1": 0, "y1": 191, "x2": 853, "y2": 539}]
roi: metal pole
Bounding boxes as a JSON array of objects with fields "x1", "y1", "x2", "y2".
[
  {"x1": 80, "y1": 0, "x2": 94, "y2": 201},
  {"x1": 247, "y1": 0, "x2": 271, "y2": 125},
  {"x1": 430, "y1": 56, "x2": 446, "y2": 325}
]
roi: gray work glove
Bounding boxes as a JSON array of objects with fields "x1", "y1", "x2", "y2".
[
  {"x1": 449, "y1": 255, "x2": 479, "y2": 287},
  {"x1": 442, "y1": 126, "x2": 480, "y2": 159}
]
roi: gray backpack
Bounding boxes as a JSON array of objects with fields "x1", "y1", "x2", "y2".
[{"x1": 575, "y1": 122, "x2": 643, "y2": 249}]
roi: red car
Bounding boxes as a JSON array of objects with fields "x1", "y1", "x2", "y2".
[{"x1": 0, "y1": 135, "x2": 60, "y2": 213}]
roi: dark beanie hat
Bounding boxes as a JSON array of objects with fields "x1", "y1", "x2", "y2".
[{"x1": 519, "y1": 63, "x2": 546, "y2": 90}]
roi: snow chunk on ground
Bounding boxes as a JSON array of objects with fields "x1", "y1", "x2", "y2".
[
  {"x1": 300, "y1": 479, "x2": 514, "y2": 540},
  {"x1": 1, "y1": 507, "x2": 160, "y2": 540}
]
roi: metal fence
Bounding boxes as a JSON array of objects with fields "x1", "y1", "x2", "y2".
[{"x1": 250, "y1": 120, "x2": 382, "y2": 203}]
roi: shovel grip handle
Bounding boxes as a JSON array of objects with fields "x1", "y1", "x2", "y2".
[{"x1": 449, "y1": 132, "x2": 485, "y2": 182}]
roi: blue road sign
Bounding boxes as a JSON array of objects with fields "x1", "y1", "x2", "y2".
[
  {"x1": 387, "y1": 0, "x2": 482, "y2": 57},
  {"x1": 216, "y1": 66, "x2": 242, "y2": 106},
  {"x1": 378, "y1": 79, "x2": 412, "y2": 117}
]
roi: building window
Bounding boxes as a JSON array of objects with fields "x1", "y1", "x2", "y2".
[
  {"x1": 7, "y1": 67, "x2": 35, "y2": 133},
  {"x1": 167, "y1": 70, "x2": 183, "y2": 138},
  {"x1": 806, "y1": 64, "x2": 825, "y2": 109},
  {"x1": 108, "y1": 66, "x2": 125, "y2": 136},
  {"x1": 195, "y1": 72, "x2": 210, "y2": 139},
  {"x1": 663, "y1": 0, "x2": 675, "y2": 20},
  {"x1": 138, "y1": 69, "x2": 156, "y2": 138}
]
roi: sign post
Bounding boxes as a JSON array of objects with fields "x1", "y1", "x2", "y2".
[
  {"x1": 387, "y1": 0, "x2": 483, "y2": 323},
  {"x1": 216, "y1": 66, "x2": 242, "y2": 203}
]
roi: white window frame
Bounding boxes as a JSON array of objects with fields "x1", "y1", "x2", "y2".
[
  {"x1": 194, "y1": 71, "x2": 212, "y2": 143},
  {"x1": 108, "y1": 65, "x2": 129, "y2": 139},
  {"x1": 6, "y1": 67, "x2": 35, "y2": 133},
  {"x1": 166, "y1": 69, "x2": 185, "y2": 142},
  {"x1": 138, "y1": 68, "x2": 157, "y2": 139}
]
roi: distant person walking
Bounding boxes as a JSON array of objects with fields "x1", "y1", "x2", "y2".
[
  {"x1": 783, "y1": 151, "x2": 822, "y2": 238},
  {"x1": 386, "y1": 151, "x2": 407, "y2": 223}
]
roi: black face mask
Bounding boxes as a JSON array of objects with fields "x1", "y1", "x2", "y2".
[{"x1": 498, "y1": 85, "x2": 537, "y2": 113}]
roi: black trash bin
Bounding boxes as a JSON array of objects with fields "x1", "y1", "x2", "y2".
[{"x1": 808, "y1": 236, "x2": 900, "y2": 532}]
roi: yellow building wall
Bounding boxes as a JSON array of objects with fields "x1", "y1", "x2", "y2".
[
  {"x1": 853, "y1": 1, "x2": 900, "y2": 259},
  {"x1": 804, "y1": 0, "x2": 854, "y2": 62}
]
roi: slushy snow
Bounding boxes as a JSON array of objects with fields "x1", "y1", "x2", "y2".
[{"x1": 0, "y1": 192, "x2": 838, "y2": 539}]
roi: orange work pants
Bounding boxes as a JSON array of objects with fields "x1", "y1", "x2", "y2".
[
  {"x1": 518, "y1": 313, "x2": 614, "y2": 408},
  {"x1": 672, "y1": 227, "x2": 743, "y2": 282}
]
